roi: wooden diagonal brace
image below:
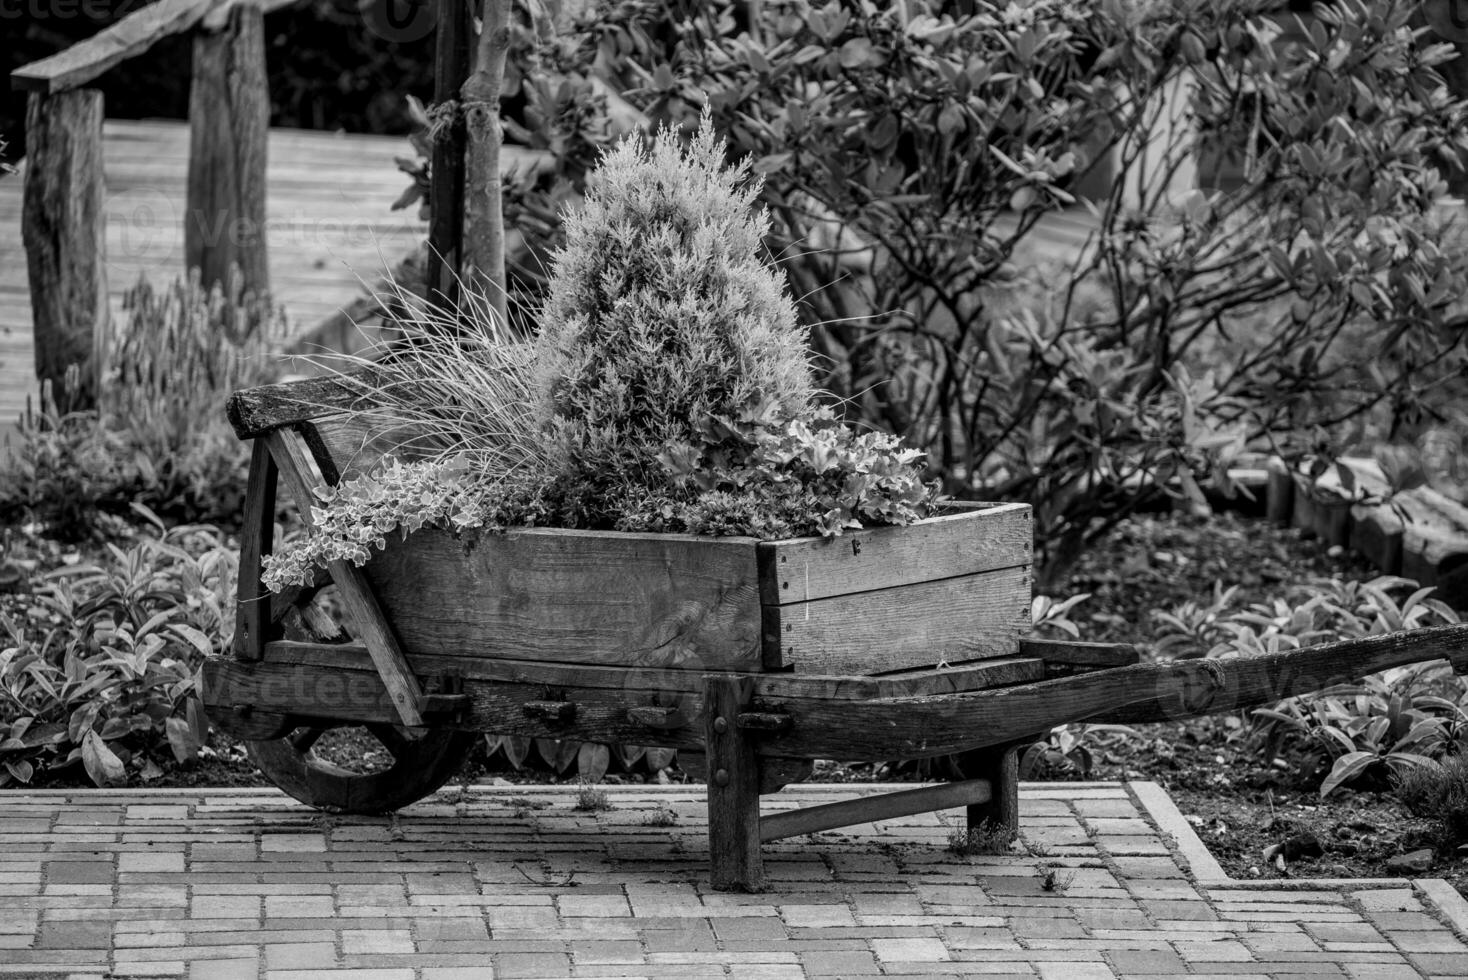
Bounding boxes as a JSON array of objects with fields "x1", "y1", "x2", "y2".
[
  {"x1": 264, "y1": 427, "x2": 427, "y2": 728},
  {"x1": 234, "y1": 437, "x2": 276, "y2": 660}
]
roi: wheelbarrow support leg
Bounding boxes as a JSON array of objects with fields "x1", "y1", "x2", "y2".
[
  {"x1": 705, "y1": 674, "x2": 764, "y2": 892},
  {"x1": 959, "y1": 739, "x2": 1026, "y2": 843}
]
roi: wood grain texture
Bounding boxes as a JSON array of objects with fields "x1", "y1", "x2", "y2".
[
  {"x1": 1291, "y1": 474, "x2": 1317, "y2": 538},
  {"x1": 1350, "y1": 501, "x2": 1404, "y2": 574},
  {"x1": 364, "y1": 527, "x2": 764, "y2": 672},
  {"x1": 186, "y1": 2, "x2": 270, "y2": 305},
  {"x1": 1017, "y1": 638, "x2": 1139, "y2": 669},
  {"x1": 759, "y1": 780, "x2": 993, "y2": 843},
  {"x1": 754, "y1": 622, "x2": 1468, "y2": 760},
  {"x1": 203, "y1": 655, "x2": 708, "y2": 748},
  {"x1": 226, "y1": 371, "x2": 383, "y2": 438},
  {"x1": 22, "y1": 89, "x2": 108, "y2": 407},
  {"x1": 257, "y1": 641, "x2": 1043, "y2": 700},
  {"x1": 1084, "y1": 622, "x2": 1468, "y2": 726},
  {"x1": 10, "y1": 0, "x2": 300, "y2": 93},
  {"x1": 763, "y1": 565, "x2": 1031, "y2": 674},
  {"x1": 209, "y1": 623, "x2": 1468, "y2": 768},
  {"x1": 756, "y1": 503, "x2": 1031, "y2": 605},
  {"x1": 706, "y1": 675, "x2": 763, "y2": 891},
  {"x1": 959, "y1": 741, "x2": 1023, "y2": 837},
  {"x1": 233, "y1": 438, "x2": 277, "y2": 660},
  {"x1": 1397, "y1": 487, "x2": 1468, "y2": 598},
  {"x1": 426, "y1": 0, "x2": 473, "y2": 310},
  {"x1": 265, "y1": 427, "x2": 427, "y2": 727}
]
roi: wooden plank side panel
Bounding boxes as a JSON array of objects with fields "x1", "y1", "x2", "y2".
[
  {"x1": 364, "y1": 527, "x2": 765, "y2": 672},
  {"x1": 260, "y1": 641, "x2": 1045, "y2": 700},
  {"x1": 757, "y1": 503, "x2": 1031, "y2": 605},
  {"x1": 763, "y1": 565, "x2": 1031, "y2": 674},
  {"x1": 202, "y1": 656, "x2": 708, "y2": 748}
]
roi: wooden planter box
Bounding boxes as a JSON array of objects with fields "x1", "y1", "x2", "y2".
[{"x1": 362, "y1": 503, "x2": 1034, "y2": 676}]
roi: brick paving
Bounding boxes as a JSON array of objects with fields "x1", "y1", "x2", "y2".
[{"x1": 0, "y1": 781, "x2": 1465, "y2": 979}]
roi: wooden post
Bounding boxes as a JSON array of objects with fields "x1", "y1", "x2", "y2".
[
  {"x1": 234, "y1": 438, "x2": 278, "y2": 661},
  {"x1": 704, "y1": 675, "x2": 764, "y2": 891},
  {"x1": 186, "y1": 0, "x2": 269, "y2": 324},
  {"x1": 21, "y1": 88, "x2": 108, "y2": 412},
  {"x1": 460, "y1": 0, "x2": 511, "y2": 329},
  {"x1": 959, "y1": 739, "x2": 1026, "y2": 842},
  {"x1": 427, "y1": 0, "x2": 474, "y2": 317}
]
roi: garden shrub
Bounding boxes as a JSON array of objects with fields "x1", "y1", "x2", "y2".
[
  {"x1": 1394, "y1": 755, "x2": 1468, "y2": 847},
  {"x1": 1, "y1": 273, "x2": 285, "y2": 537},
  {"x1": 266, "y1": 119, "x2": 935, "y2": 589},
  {"x1": 1152, "y1": 574, "x2": 1468, "y2": 795},
  {"x1": 532, "y1": 0, "x2": 1468, "y2": 584},
  {"x1": 0, "y1": 524, "x2": 236, "y2": 787}
]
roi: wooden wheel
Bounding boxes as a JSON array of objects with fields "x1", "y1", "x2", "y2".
[{"x1": 247, "y1": 724, "x2": 476, "y2": 815}]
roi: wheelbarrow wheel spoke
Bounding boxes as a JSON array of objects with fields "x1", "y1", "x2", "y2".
[{"x1": 246, "y1": 726, "x2": 475, "y2": 815}]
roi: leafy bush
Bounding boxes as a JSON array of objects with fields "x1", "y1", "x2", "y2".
[
  {"x1": 0, "y1": 523, "x2": 236, "y2": 787},
  {"x1": 1149, "y1": 574, "x2": 1468, "y2": 795},
  {"x1": 2, "y1": 375, "x2": 150, "y2": 542},
  {"x1": 541, "y1": 0, "x2": 1468, "y2": 584},
  {"x1": 103, "y1": 274, "x2": 286, "y2": 523},
  {"x1": 1, "y1": 275, "x2": 285, "y2": 537}
]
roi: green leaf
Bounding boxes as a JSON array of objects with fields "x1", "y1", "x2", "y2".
[
  {"x1": 838, "y1": 37, "x2": 880, "y2": 70},
  {"x1": 1319, "y1": 751, "x2": 1376, "y2": 797},
  {"x1": 169, "y1": 624, "x2": 215, "y2": 660},
  {"x1": 645, "y1": 747, "x2": 677, "y2": 771},
  {"x1": 577, "y1": 742, "x2": 611, "y2": 782},
  {"x1": 165, "y1": 716, "x2": 199, "y2": 765},
  {"x1": 81, "y1": 730, "x2": 127, "y2": 788}
]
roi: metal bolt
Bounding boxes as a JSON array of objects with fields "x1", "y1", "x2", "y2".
[
  {"x1": 714, "y1": 769, "x2": 730, "y2": 787},
  {"x1": 713, "y1": 717, "x2": 728, "y2": 734}
]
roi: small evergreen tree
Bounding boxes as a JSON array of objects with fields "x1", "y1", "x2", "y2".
[{"x1": 533, "y1": 115, "x2": 816, "y2": 522}]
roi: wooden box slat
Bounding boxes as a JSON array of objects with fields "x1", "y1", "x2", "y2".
[
  {"x1": 762, "y1": 565, "x2": 1032, "y2": 674},
  {"x1": 365, "y1": 527, "x2": 764, "y2": 672},
  {"x1": 756, "y1": 503, "x2": 1031, "y2": 605},
  {"x1": 261, "y1": 639, "x2": 1047, "y2": 699}
]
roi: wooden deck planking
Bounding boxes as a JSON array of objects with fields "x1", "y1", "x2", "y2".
[{"x1": 0, "y1": 118, "x2": 441, "y2": 431}]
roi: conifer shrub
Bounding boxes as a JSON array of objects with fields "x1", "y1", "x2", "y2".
[{"x1": 531, "y1": 118, "x2": 817, "y2": 524}]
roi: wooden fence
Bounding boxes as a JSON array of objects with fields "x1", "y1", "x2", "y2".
[{"x1": 11, "y1": 0, "x2": 319, "y2": 407}]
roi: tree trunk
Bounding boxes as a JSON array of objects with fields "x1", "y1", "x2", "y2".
[
  {"x1": 22, "y1": 88, "x2": 108, "y2": 412},
  {"x1": 460, "y1": 0, "x2": 512, "y2": 333},
  {"x1": 186, "y1": 0, "x2": 270, "y2": 334},
  {"x1": 427, "y1": 0, "x2": 474, "y2": 317}
]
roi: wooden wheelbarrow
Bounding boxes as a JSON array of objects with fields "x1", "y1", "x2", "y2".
[{"x1": 202, "y1": 375, "x2": 1468, "y2": 891}]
